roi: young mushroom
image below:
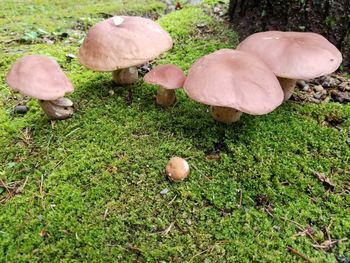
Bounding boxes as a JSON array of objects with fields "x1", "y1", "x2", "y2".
[
  {"x1": 144, "y1": 64, "x2": 186, "y2": 107},
  {"x1": 166, "y1": 157, "x2": 189, "y2": 182},
  {"x1": 79, "y1": 16, "x2": 173, "y2": 85},
  {"x1": 237, "y1": 31, "x2": 342, "y2": 101},
  {"x1": 6, "y1": 55, "x2": 74, "y2": 120},
  {"x1": 183, "y1": 49, "x2": 283, "y2": 124}
]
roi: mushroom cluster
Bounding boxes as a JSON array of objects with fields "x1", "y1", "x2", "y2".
[{"x1": 4, "y1": 13, "x2": 344, "y2": 187}]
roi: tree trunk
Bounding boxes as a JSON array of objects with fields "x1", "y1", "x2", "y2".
[{"x1": 228, "y1": 0, "x2": 350, "y2": 68}]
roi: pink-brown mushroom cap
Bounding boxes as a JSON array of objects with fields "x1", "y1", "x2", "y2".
[
  {"x1": 144, "y1": 64, "x2": 186, "y2": 89},
  {"x1": 79, "y1": 16, "x2": 173, "y2": 71},
  {"x1": 183, "y1": 49, "x2": 283, "y2": 115},
  {"x1": 6, "y1": 55, "x2": 74, "y2": 101},
  {"x1": 237, "y1": 31, "x2": 342, "y2": 80}
]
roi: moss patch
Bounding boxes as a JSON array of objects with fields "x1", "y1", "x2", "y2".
[{"x1": 0, "y1": 1, "x2": 349, "y2": 262}]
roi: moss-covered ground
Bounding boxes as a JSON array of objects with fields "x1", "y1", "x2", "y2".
[{"x1": 0, "y1": 1, "x2": 349, "y2": 262}]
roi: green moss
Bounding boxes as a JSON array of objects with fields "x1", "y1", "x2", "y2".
[
  {"x1": 0, "y1": 0, "x2": 165, "y2": 43},
  {"x1": 0, "y1": 1, "x2": 350, "y2": 262}
]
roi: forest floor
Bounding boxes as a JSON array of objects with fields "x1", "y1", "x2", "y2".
[{"x1": 0, "y1": 0, "x2": 349, "y2": 262}]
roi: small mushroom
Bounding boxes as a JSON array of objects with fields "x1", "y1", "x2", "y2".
[
  {"x1": 79, "y1": 16, "x2": 173, "y2": 86},
  {"x1": 166, "y1": 157, "x2": 189, "y2": 182},
  {"x1": 6, "y1": 55, "x2": 74, "y2": 120},
  {"x1": 144, "y1": 64, "x2": 186, "y2": 107},
  {"x1": 183, "y1": 49, "x2": 283, "y2": 123},
  {"x1": 237, "y1": 31, "x2": 342, "y2": 101}
]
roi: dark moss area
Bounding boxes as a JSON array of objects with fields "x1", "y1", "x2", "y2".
[{"x1": 0, "y1": 1, "x2": 349, "y2": 262}]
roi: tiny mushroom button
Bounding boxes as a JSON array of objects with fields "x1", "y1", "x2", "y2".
[
  {"x1": 144, "y1": 64, "x2": 186, "y2": 107},
  {"x1": 237, "y1": 31, "x2": 342, "y2": 101},
  {"x1": 166, "y1": 157, "x2": 190, "y2": 182},
  {"x1": 79, "y1": 16, "x2": 173, "y2": 85},
  {"x1": 183, "y1": 49, "x2": 283, "y2": 124},
  {"x1": 6, "y1": 55, "x2": 74, "y2": 120}
]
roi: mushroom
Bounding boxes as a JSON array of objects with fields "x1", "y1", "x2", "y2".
[
  {"x1": 6, "y1": 55, "x2": 74, "y2": 120},
  {"x1": 79, "y1": 16, "x2": 173, "y2": 86},
  {"x1": 144, "y1": 64, "x2": 186, "y2": 107},
  {"x1": 237, "y1": 31, "x2": 342, "y2": 101},
  {"x1": 183, "y1": 49, "x2": 283, "y2": 124},
  {"x1": 166, "y1": 157, "x2": 189, "y2": 182}
]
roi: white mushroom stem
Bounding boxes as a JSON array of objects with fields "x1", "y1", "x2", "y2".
[
  {"x1": 277, "y1": 77, "x2": 297, "y2": 101},
  {"x1": 38, "y1": 97, "x2": 74, "y2": 120},
  {"x1": 112, "y1": 67, "x2": 138, "y2": 85},
  {"x1": 156, "y1": 86, "x2": 176, "y2": 107},
  {"x1": 209, "y1": 106, "x2": 242, "y2": 124}
]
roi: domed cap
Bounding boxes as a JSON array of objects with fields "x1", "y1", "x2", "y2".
[
  {"x1": 79, "y1": 16, "x2": 173, "y2": 71},
  {"x1": 6, "y1": 55, "x2": 74, "y2": 101},
  {"x1": 144, "y1": 64, "x2": 186, "y2": 89},
  {"x1": 183, "y1": 49, "x2": 283, "y2": 115},
  {"x1": 166, "y1": 156, "x2": 189, "y2": 182},
  {"x1": 237, "y1": 31, "x2": 342, "y2": 80}
]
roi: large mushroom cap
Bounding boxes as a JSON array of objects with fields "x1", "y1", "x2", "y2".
[
  {"x1": 144, "y1": 64, "x2": 186, "y2": 89},
  {"x1": 183, "y1": 49, "x2": 283, "y2": 115},
  {"x1": 237, "y1": 31, "x2": 342, "y2": 80},
  {"x1": 6, "y1": 55, "x2": 74, "y2": 101},
  {"x1": 79, "y1": 16, "x2": 173, "y2": 71}
]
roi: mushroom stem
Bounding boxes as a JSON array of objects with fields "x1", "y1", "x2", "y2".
[
  {"x1": 209, "y1": 106, "x2": 242, "y2": 124},
  {"x1": 112, "y1": 67, "x2": 138, "y2": 85},
  {"x1": 156, "y1": 86, "x2": 176, "y2": 107},
  {"x1": 277, "y1": 77, "x2": 297, "y2": 101},
  {"x1": 38, "y1": 97, "x2": 74, "y2": 120}
]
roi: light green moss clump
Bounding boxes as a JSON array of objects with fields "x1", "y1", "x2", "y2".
[{"x1": 0, "y1": 1, "x2": 349, "y2": 262}]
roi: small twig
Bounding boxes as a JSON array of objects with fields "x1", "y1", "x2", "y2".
[
  {"x1": 39, "y1": 173, "x2": 45, "y2": 209},
  {"x1": 238, "y1": 189, "x2": 243, "y2": 208},
  {"x1": 189, "y1": 247, "x2": 214, "y2": 263},
  {"x1": 281, "y1": 217, "x2": 319, "y2": 245},
  {"x1": 287, "y1": 246, "x2": 314, "y2": 263},
  {"x1": 325, "y1": 218, "x2": 333, "y2": 241},
  {"x1": 191, "y1": 163, "x2": 211, "y2": 181},
  {"x1": 168, "y1": 195, "x2": 177, "y2": 205},
  {"x1": 0, "y1": 178, "x2": 11, "y2": 194},
  {"x1": 16, "y1": 176, "x2": 28, "y2": 193},
  {"x1": 103, "y1": 208, "x2": 109, "y2": 220},
  {"x1": 264, "y1": 207, "x2": 274, "y2": 217},
  {"x1": 312, "y1": 238, "x2": 347, "y2": 249},
  {"x1": 162, "y1": 222, "x2": 175, "y2": 236}
]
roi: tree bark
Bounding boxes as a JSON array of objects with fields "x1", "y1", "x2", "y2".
[{"x1": 228, "y1": 0, "x2": 350, "y2": 68}]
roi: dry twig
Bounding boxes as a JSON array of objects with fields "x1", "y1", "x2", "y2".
[{"x1": 287, "y1": 246, "x2": 314, "y2": 263}]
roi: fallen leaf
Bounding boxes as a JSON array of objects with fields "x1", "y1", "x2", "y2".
[{"x1": 313, "y1": 171, "x2": 336, "y2": 189}]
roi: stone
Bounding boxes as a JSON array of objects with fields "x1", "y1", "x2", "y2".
[{"x1": 14, "y1": 105, "x2": 28, "y2": 114}]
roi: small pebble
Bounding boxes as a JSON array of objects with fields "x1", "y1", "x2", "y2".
[
  {"x1": 213, "y1": 6, "x2": 221, "y2": 14},
  {"x1": 297, "y1": 80, "x2": 307, "y2": 87},
  {"x1": 302, "y1": 84, "x2": 310, "y2": 91},
  {"x1": 313, "y1": 92, "x2": 323, "y2": 99},
  {"x1": 14, "y1": 105, "x2": 28, "y2": 114},
  {"x1": 313, "y1": 85, "x2": 324, "y2": 92},
  {"x1": 108, "y1": 90, "x2": 115, "y2": 96},
  {"x1": 339, "y1": 82, "x2": 350, "y2": 91},
  {"x1": 160, "y1": 188, "x2": 169, "y2": 195},
  {"x1": 65, "y1": 53, "x2": 76, "y2": 61}
]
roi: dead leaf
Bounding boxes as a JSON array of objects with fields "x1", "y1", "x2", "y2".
[{"x1": 312, "y1": 171, "x2": 336, "y2": 189}]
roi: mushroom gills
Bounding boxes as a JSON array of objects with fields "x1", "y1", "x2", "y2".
[
  {"x1": 112, "y1": 67, "x2": 138, "y2": 85},
  {"x1": 156, "y1": 86, "x2": 176, "y2": 107},
  {"x1": 39, "y1": 98, "x2": 74, "y2": 120},
  {"x1": 277, "y1": 77, "x2": 297, "y2": 101},
  {"x1": 209, "y1": 106, "x2": 242, "y2": 124}
]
